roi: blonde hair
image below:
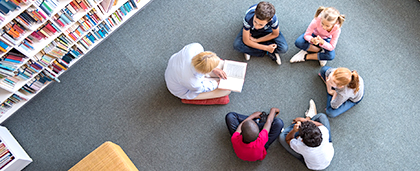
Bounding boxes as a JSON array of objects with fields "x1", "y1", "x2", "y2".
[
  {"x1": 315, "y1": 6, "x2": 346, "y2": 27},
  {"x1": 191, "y1": 51, "x2": 220, "y2": 74},
  {"x1": 333, "y1": 68, "x2": 360, "y2": 94}
]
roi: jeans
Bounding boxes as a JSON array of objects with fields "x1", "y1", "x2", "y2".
[
  {"x1": 295, "y1": 33, "x2": 335, "y2": 60},
  {"x1": 319, "y1": 66, "x2": 363, "y2": 118},
  {"x1": 279, "y1": 113, "x2": 331, "y2": 164},
  {"x1": 225, "y1": 112, "x2": 284, "y2": 150},
  {"x1": 233, "y1": 28, "x2": 288, "y2": 57}
]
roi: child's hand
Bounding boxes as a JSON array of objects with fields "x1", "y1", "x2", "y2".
[
  {"x1": 293, "y1": 121, "x2": 301, "y2": 131},
  {"x1": 266, "y1": 44, "x2": 277, "y2": 53},
  {"x1": 316, "y1": 36, "x2": 325, "y2": 45},
  {"x1": 311, "y1": 37, "x2": 319, "y2": 45},
  {"x1": 250, "y1": 112, "x2": 262, "y2": 119},
  {"x1": 293, "y1": 117, "x2": 306, "y2": 123}
]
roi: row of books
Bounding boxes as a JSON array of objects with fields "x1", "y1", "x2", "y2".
[
  {"x1": 43, "y1": 39, "x2": 70, "y2": 58},
  {"x1": 0, "y1": 0, "x2": 21, "y2": 15},
  {"x1": 15, "y1": 6, "x2": 47, "y2": 28},
  {"x1": 103, "y1": 0, "x2": 137, "y2": 27},
  {"x1": 77, "y1": 21, "x2": 110, "y2": 50},
  {"x1": 79, "y1": 0, "x2": 140, "y2": 49},
  {"x1": 0, "y1": 76, "x2": 18, "y2": 89},
  {"x1": 0, "y1": 51, "x2": 26, "y2": 78},
  {"x1": 50, "y1": 59, "x2": 67, "y2": 74},
  {"x1": 0, "y1": 141, "x2": 15, "y2": 169},
  {"x1": 20, "y1": 21, "x2": 60, "y2": 52},
  {"x1": 0, "y1": 19, "x2": 28, "y2": 45},
  {"x1": 65, "y1": 9, "x2": 101, "y2": 41},
  {"x1": 18, "y1": 70, "x2": 54, "y2": 95},
  {"x1": 2, "y1": 0, "x2": 139, "y2": 52},
  {"x1": 33, "y1": 0, "x2": 59, "y2": 17},
  {"x1": 33, "y1": 43, "x2": 82, "y2": 71},
  {"x1": 52, "y1": 8, "x2": 75, "y2": 28},
  {"x1": 16, "y1": 60, "x2": 43, "y2": 80},
  {"x1": 58, "y1": 46, "x2": 83, "y2": 67}
]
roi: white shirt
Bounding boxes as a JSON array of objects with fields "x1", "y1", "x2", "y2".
[
  {"x1": 290, "y1": 126, "x2": 334, "y2": 170},
  {"x1": 164, "y1": 43, "x2": 218, "y2": 99}
]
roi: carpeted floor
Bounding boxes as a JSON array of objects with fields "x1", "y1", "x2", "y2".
[{"x1": 2, "y1": 0, "x2": 420, "y2": 170}]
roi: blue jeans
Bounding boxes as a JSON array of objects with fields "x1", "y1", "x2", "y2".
[
  {"x1": 295, "y1": 33, "x2": 335, "y2": 60},
  {"x1": 225, "y1": 112, "x2": 284, "y2": 150},
  {"x1": 320, "y1": 66, "x2": 363, "y2": 118},
  {"x1": 233, "y1": 28, "x2": 288, "y2": 57},
  {"x1": 279, "y1": 113, "x2": 331, "y2": 164}
]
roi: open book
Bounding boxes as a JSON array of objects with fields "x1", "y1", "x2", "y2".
[{"x1": 218, "y1": 60, "x2": 247, "y2": 92}]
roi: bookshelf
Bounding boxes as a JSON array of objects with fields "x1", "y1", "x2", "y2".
[
  {"x1": 0, "y1": 0, "x2": 151, "y2": 124},
  {"x1": 0, "y1": 126, "x2": 32, "y2": 170}
]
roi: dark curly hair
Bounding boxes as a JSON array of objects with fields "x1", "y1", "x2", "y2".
[
  {"x1": 299, "y1": 121, "x2": 323, "y2": 147},
  {"x1": 255, "y1": 1, "x2": 276, "y2": 21}
]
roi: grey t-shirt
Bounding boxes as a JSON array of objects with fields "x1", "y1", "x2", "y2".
[{"x1": 326, "y1": 68, "x2": 364, "y2": 109}]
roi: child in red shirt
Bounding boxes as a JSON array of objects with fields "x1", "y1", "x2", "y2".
[{"x1": 225, "y1": 108, "x2": 283, "y2": 161}]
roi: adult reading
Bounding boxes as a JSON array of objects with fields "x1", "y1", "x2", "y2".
[{"x1": 165, "y1": 43, "x2": 231, "y2": 100}]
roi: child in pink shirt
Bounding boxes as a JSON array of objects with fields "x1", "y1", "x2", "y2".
[{"x1": 290, "y1": 6, "x2": 346, "y2": 66}]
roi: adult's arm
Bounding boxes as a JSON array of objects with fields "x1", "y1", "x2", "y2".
[
  {"x1": 211, "y1": 68, "x2": 227, "y2": 80},
  {"x1": 235, "y1": 111, "x2": 262, "y2": 133},
  {"x1": 263, "y1": 107, "x2": 279, "y2": 132},
  {"x1": 190, "y1": 79, "x2": 218, "y2": 94}
]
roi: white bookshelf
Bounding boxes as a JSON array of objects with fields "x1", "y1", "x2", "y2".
[
  {"x1": 0, "y1": 0, "x2": 151, "y2": 124},
  {"x1": 0, "y1": 126, "x2": 32, "y2": 171}
]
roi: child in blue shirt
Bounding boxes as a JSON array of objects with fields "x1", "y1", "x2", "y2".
[{"x1": 233, "y1": 1, "x2": 288, "y2": 65}]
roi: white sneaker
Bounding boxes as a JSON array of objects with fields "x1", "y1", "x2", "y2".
[
  {"x1": 305, "y1": 99, "x2": 317, "y2": 118},
  {"x1": 275, "y1": 53, "x2": 281, "y2": 65},
  {"x1": 319, "y1": 60, "x2": 327, "y2": 66},
  {"x1": 290, "y1": 50, "x2": 307, "y2": 63},
  {"x1": 244, "y1": 53, "x2": 250, "y2": 60}
]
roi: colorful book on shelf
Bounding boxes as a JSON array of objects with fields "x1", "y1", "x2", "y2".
[
  {"x1": 76, "y1": 0, "x2": 88, "y2": 10},
  {"x1": 0, "y1": 62, "x2": 17, "y2": 71},
  {"x1": 0, "y1": 0, "x2": 21, "y2": 14},
  {"x1": 0, "y1": 40, "x2": 9, "y2": 52},
  {"x1": 129, "y1": 0, "x2": 137, "y2": 8},
  {"x1": 41, "y1": 70, "x2": 59, "y2": 82},
  {"x1": 100, "y1": 0, "x2": 115, "y2": 13}
]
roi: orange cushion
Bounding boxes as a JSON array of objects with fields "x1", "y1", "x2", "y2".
[
  {"x1": 69, "y1": 141, "x2": 138, "y2": 171},
  {"x1": 181, "y1": 95, "x2": 229, "y2": 105}
]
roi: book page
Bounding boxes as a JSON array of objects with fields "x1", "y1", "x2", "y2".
[
  {"x1": 223, "y1": 60, "x2": 247, "y2": 79},
  {"x1": 218, "y1": 60, "x2": 247, "y2": 92}
]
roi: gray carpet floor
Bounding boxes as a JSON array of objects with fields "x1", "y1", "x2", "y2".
[{"x1": 2, "y1": 0, "x2": 420, "y2": 170}]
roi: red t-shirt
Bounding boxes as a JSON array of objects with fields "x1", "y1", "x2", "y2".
[{"x1": 231, "y1": 129, "x2": 268, "y2": 161}]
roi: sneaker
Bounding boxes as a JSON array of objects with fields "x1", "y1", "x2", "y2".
[
  {"x1": 268, "y1": 53, "x2": 281, "y2": 65},
  {"x1": 290, "y1": 50, "x2": 307, "y2": 63},
  {"x1": 305, "y1": 99, "x2": 317, "y2": 118},
  {"x1": 244, "y1": 53, "x2": 250, "y2": 61},
  {"x1": 275, "y1": 53, "x2": 281, "y2": 65},
  {"x1": 319, "y1": 60, "x2": 327, "y2": 66}
]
